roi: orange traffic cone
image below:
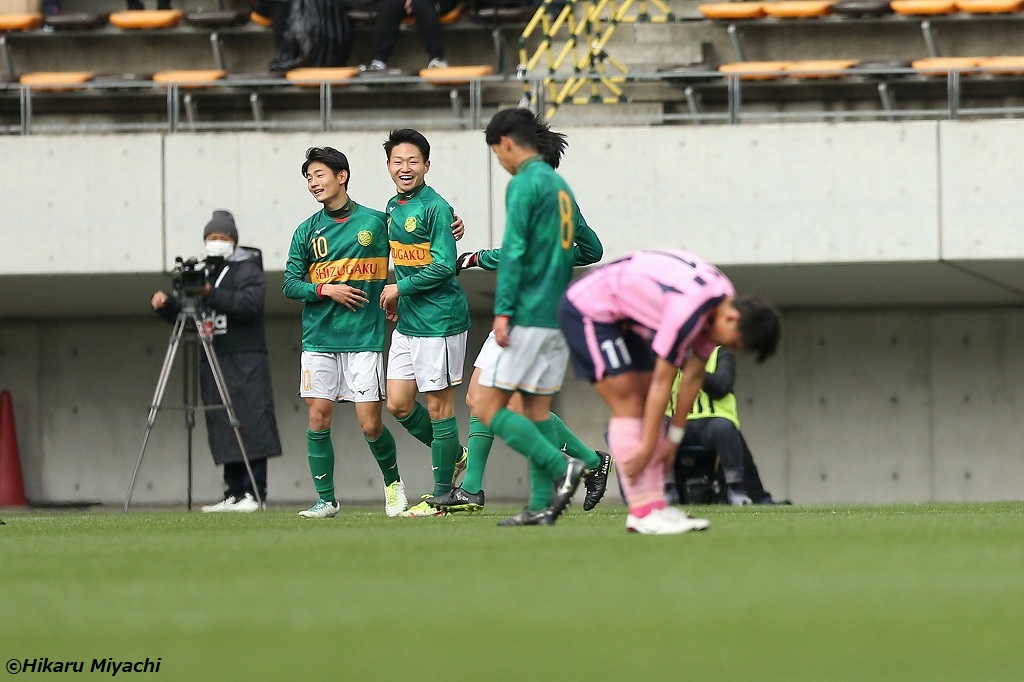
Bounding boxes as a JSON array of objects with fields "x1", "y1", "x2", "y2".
[{"x1": 0, "y1": 390, "x2": 30, "y2": 507}]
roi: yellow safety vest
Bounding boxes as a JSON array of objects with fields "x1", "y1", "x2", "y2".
[{"x1": 667, "y1": 347, "x2": 741, "y2": 429}]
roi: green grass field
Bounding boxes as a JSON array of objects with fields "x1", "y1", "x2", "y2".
[{"x1": 2, "y1": 502, "x2": 1023, "y2": 681}]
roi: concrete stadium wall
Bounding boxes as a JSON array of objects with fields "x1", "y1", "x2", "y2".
[{"x1": 3, "y1": 120, "x2": 1024, "y2": 507}]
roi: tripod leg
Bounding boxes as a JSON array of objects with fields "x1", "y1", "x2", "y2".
[
  {"x1": 195, "y1": 319, "x2": 264, "y2": 510},
  {"x1": 124, "y1": 315, "x2": 187, "y2": 511}
]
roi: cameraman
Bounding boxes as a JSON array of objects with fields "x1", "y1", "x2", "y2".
[{"x1": 150, "y1": 210, "x2": 282, "y2": 512}]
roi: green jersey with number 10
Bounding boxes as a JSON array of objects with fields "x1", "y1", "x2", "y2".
[{"x1": 282, "y1": 200, "x2": 389, "y2": 353}]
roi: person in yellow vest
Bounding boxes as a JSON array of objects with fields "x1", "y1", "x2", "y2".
[{"x1": 667, "y1": 346, "x2": 788, "y2": 505}]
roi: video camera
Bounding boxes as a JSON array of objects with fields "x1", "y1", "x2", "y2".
[{"x1": 171, "y1": 256, "x2": 224, "y2": 297}]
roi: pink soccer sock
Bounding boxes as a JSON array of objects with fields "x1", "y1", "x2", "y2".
[{"x1": 609, "y1": 416, "x2": 667, "y2": 517}]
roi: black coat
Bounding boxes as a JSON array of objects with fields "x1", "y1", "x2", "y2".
[{"x1": 155, "y1": 247, "x2": 282, "y2": 465}]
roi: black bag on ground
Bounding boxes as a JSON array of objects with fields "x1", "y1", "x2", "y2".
[{"x1": 270, "y1": 0, "x2": 352, "y2": 72}]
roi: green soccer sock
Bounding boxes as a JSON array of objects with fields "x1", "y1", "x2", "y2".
[
  {"x1": 460, "y1": 416, "x2": 494, "y2": 495},
  {"x1": 490, "y1": 408, "x2": 568, "y2": 480},
  {"x1": 366, "y1": 426, "x2": 400, "y2": 486},
  {"x1": 398, "y1": 401, "x2": 434, "y2": 448},
  {"x1": 528, "y1": 459, "x2": 555, "y2": 513},
  {"x1": 430, "y1": 415, "x2": 460, "y2": 497},
  {"x1": 549, "y1": 412, "x2": 601, "y2": 469},
  {"x1": 306, "y1": 428, "x2": 335, "y2": 503}
]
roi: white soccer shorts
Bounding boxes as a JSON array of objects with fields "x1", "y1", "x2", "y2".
[
  {"x1": 386, "y1": 329, "x2": 467, "y2": 392},
  {"x1": 474, "y1": 327, "x2": 568, "y2": 395},
  {"x1": 300, "y1": 351, "x2": 385, "y2": 403}
]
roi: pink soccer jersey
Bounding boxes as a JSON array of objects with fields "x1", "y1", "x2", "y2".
[{"x1": 565, "y1": 249, "x2": 735, "y2": 366}]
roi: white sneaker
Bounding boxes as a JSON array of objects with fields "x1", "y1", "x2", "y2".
[
  {"x1": 298, "y1": 499, "x2": 341, "y2": 518},
  {"x1": 231, "y1": 493, "x2": 262, "y2": 513},
  {"x1": 626, "y1": 507, "x2": 709, "y2": 535},
  {"x1": 201, "y1": 495, "x2": 238, "y2": 513},
  {"x1": 661, "y1": 505, "x2": 710, "y2": 531},
  {"x1": 427, "y1": 58, "x2": 449, "y2": 69},
  {"x1": 384, "y1": 480, "x2": 409, "y2": 517}
]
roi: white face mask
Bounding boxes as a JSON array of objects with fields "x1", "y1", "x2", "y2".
[{"x1": 205, "y1": 240, "x2": 234, "y2": 259}]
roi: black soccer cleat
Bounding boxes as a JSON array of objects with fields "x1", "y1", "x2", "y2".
[
  {"x1": 583, "y1": 451, "x2": 613, "y2": 512},
  {"x1": 427, "y1": 486, "x2": 484, "y2": 512},
  {"x1": 549, "y1": 456, "x2": 586, "y2": 520},
  {"x1": 497, "y1": 507, "x2": 555, "y2": 526}
]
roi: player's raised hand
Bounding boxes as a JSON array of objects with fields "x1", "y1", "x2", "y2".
[{"x1": 456, "y1": 251, "x2": 479, "y2": 274}]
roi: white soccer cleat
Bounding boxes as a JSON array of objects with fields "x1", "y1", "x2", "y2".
[
  {"x1": 384, "y1": 480, "x2": 409, "y2": 517},
  {"x1": 201, "y1": 496, "x2": 238, "y2": 513},
  {"x1": 626, "y1": 507, "x2": 710, "y2": 535},
  {"x1": 298, "y1": 499, "x2": 341, "y2": 519}
]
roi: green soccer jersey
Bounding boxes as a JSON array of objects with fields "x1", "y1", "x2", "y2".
[
  {"x1": 386, "y1": 183, "x2": 471, "y2": 338},
  {"x1": 494, "y1": 155, "x2": 578, "y2": 328},
  {"x1": 475, "y1": 207, "x2": 603, "y2": 271},
  {"x1": 282, "y1": 200, "x2": 390, "y2": 353}
]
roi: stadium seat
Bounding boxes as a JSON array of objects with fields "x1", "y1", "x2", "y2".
[
  {"x1": 785, "y1": 59, "x2": 859, "y2": 78},
  {"x1": 911, "y1": 56, "x2": 982, "y2": 74},
  {"x1": 889, "y1": 0, "x2": 957, "y2": 14},
  {"x1": 152, "y1": 69, "x2": 227, "y2": 87},
  {"x1": 954, "y1": 0, "x2": 1024, "y2": 11},
  {"x1": 42, "y1": 12, "x2": 110, "y2": 31},
  {"x1": 467, "y1": 0, "x2": 536, "y2": 73},
  {"x1": 761, "y1": 1, "x2": 836, "y2": 18},
  {"x1": 831, "y1": 0, "x2": 893, "y2": 16},
  {"x1": 417, "y1": 63, "x2": 493, "y2": 83},
  {"x1": 249, "y1": 11, "x2": 272, "y2": 27},
  {"x1": 19, "y1": 71, "x2": 95, "y2": 91},
  {"x1": 719, "y1": 61, "x2": 790, "y2": 79},
  {"x1": 698, "y1": 2, "x2": 767, "y2": 19},
  {"x1": 0, "y1": 13, "x2": 42, "y2": 31},
  {"x1": 108, "y1": 9, "x2": 184, "y2": 30},
  {"x1": 976, "y1": 55, "x2": 1024, "y2": 73},
  {"x1": 285, "y1": 66, "x2": 361, "y2": 86},
  {"x1": 184, "y1": 11, "x2": 251, "y2": 71}
]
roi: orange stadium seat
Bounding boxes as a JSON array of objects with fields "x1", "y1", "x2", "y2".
[
  {"x1": 109, "y1": 9, "x2": 184, "y2": 30},
  {"x1": 785, "y1": 59, "x2": 859, "y2": 78},
  {"x1": 285, "y1": 66, "x2": 360, "y2": 86},
  {"x1": 976, "y1": 56, "x2": 1024, "y2": 73},
  {"x1": 0, "y1": 13, "x2": 42, "y2": 31},
  {"x1": 152, "y1": 69, "x2": 227, "y2": 87},
  {"x1": 762, "y1": 1, "x2": 835, "y2": 18},
  {"x1": 890, "y1": 0, "x2": 957, "y2": 14},
  {"x1": 954, "y1": 0, "x2": 1024, "y2": 11},
  {"x1": 698, "y1": 3, "x2": 767, "y2": 19},
  {"x1": 719, "y1": 61, "x2": 790, "y2": 79},
  {"x1": 911, "y1": 56, "x2": 982, "y2": 74},
  {"x1": 19, "y1": 71, "x2": 95, "y2": 91},
  {"x1": 249, "y1": 11, "x2": 272, "y2": 27},
  {"x1": 418, "y1": 63, "x2": 493, "y2": 83}
]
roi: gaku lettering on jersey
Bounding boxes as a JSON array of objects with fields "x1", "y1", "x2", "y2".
[
  {"x1": 308, "y1": 257, "x2": 389, "y2": 283},
  {"x1": 389, "y1": 242, "x2": 432, "y2": 267}
]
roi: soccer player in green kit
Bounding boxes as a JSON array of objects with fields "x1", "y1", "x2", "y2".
[
  {"x1": 378, "y1": 128, "x2": 471, "y2": 518},
  {"x1": 429, "y1": 113, "x2": 612, "y2": 515},
  {"x1": 464, "y1": 107, "x2": 587, "y2": 526},
  {"x1": 283, "y1": 146, "x2": 410, "y2": 519}
]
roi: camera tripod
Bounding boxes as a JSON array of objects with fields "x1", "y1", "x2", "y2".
[{"x1": 124, "y1": 295, "x2": 263, "y2": 512}]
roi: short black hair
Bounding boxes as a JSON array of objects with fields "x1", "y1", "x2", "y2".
[
  {"x1": 302, "y1": 147, "x2": 350, "y2": 188},
  {"x1": 533, "y1": 112, "x2": 568, "y2": 169},
  {"x1": 484, "y1": 107, "x2": 539, "y2": 150},
  {"x1": 384, "y1": 128, "x2": 431, "y2": 161},
  {"x1": 734, "y1": 294, "x2": 781, "y2": 363}
]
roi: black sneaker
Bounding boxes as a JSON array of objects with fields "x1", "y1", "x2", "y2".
[
  {"x1": 426, "y1": 486, "x2": 484, "y2": 512},
  {"x1": 583, "y1": 450, "x2": 613, "y2": 511},
  {"x1": 549, "y1": 456, "x2": 586, "y2": 519},
  {"x1": 497, "y1": 507, "x2": 554, "y2": 526}
]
